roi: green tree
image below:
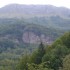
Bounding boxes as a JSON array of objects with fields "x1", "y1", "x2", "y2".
[
  {"x1": 30, "y1": 42, "x2": 45, "y2": 64},
  {"x1": 42, "y1": 44, "x2": 69, "y2": 70},
  {"x1": 62, "y1": 54, "x2": 70, "y2": 70},
  {"x1": 16, "y1": 55, "x2": 29, "y2": 70}
]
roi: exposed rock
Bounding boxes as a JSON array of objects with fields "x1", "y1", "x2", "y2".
[{"x1": 22, "y1": 31, "x2": 53, "y2": 44}]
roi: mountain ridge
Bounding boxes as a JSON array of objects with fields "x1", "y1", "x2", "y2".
[{"x1": 0, "y1": 4, "x2": 70, "y2": 18}]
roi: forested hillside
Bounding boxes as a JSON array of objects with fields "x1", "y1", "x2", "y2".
[
  {"x1": 0, "y1": 18, "x2": 70, "y2": 70},
  {"x1": 0, "y1": 18, "x2": 63, "y2": 70},
  {"x1": 16, "y1": 32, "x2": 70, "y2": 70},
  {"x1": 0, "y1": 4, "x2": 70, "y2": 70}
]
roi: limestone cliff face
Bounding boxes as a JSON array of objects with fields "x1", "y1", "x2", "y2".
[{"x1": 22, "y1": 31, "x2": 52, "y2": 44}]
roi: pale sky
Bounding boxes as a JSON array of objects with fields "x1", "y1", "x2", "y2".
[{"x1": 0, "y1": 0, "x2": 70, "y2": 8}]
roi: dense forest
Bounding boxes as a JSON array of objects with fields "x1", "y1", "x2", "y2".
[
  {"x1": 0, "y1": 4, "x2": 70, "y2": 70},
  {"x1": 0, "y1": 32, "x2": 70, "y2": 70},
  {"x1": 0, "y1": 18, "x2": 63, "y2": 70},
  {"x1": 16, "y1": 32, "x2": 70, "y2": 70},
  {"x1": 0, "y1": 18, "x2": 70, "y2": 70}
]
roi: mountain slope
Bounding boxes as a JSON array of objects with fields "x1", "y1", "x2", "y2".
[
  {"x1": 0, "y1": 18, "x2": 61, "y2": 46},
  {"x1": 0, "y1": 4, "x2": 70, "y2": 18}
]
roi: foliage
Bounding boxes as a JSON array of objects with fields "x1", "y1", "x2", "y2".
[
  {"x1": 16, "y1": 32, "x2": 70, "y2": 70},
  {"x1": 16, "y1": 55, "x2": 30, "y2": 70},
  {"x1": 0, "y1": 18, "x2": 70, "y2": 70},
  {"x1": 30, "y1": 42, "x2": 45, "y2": 64},
  {"x1": 62, "y1": 54, "x2": 70, "y2": 70}
]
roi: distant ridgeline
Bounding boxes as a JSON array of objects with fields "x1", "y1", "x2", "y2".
[{"x1": 0, "y1": 4, "x2": 70, "y2": 18}]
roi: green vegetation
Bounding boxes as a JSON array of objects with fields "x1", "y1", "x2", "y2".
[
  {"x1": 0, "y1": 4, "x2": 70, "y2": 70},
  {"x1": 26, "y1": 16, "x2": 70, "y2": 30},
  {"x1": 62, "y1": 54, "x2": 70, "y2": 70},
  {"x1": 0, "y1": 18, "x2": 70, "y2": 70},
  {"x1": 16, "y1": 32, "x2": 70, "y2": 70},
  {"x1": 30, "y1": 42, "x2": 45, "y2": 64},
  {"x1": 0, "y1": 18, "x2": 63, "y2": 70}
]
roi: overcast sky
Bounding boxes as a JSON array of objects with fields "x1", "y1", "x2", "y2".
[{"x1": 0, "y1": 0, "x2": 70, "y2": 8}]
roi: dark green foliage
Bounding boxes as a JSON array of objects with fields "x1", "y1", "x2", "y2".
[
  {"x1": 0, "y1": 17, "x2": 70, "y2": 70},
  {"x1": 37, "y1": 42, "x2": 45, "y2": 63},
  {"x1": 30, "y1": 42, "x2": 45, "y2": 64},
  {"x1": 60, "y1": 32, "x2": 70, "y2": 48},
  {"x1": 62, "y1": 54, "x2": 70, "y2": 70},
  {"x1": 42, "y1": 46, "x2": 63, "y2": 70},
  {"x1": 42, "y1": 32, "x2": 70, "y2": 70},
  {"x1": 52, "y1": 32, "x2": 70, "y2": 48},
  {"x1": 16, "y1": 55, "x2": 29, "y2": 70},
  {"x1": 0, "y1": 39, "x2": 15, "y2": 53},
  {"x1": 26, "y1": 16, "x2": 70, "y2": 30},
  {"x1": 12, "y1": 32, "x2": 70, "y2": 70}
]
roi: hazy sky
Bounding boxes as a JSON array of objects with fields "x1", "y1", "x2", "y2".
[{"x1": 0, "y1": 0, "x2": 70, "y2": 8}]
